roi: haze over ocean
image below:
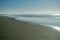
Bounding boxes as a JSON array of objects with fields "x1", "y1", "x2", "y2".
[
  {"x1": 0, "y1": 0, "x2": 60, "y2": 31},
  {"x1": 0, "y1": 0, "x2": 60, "y2": 15}
]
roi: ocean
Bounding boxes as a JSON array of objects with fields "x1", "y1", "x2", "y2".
[
  {"x1": 14, "y1": 16, "x2": 60, "y2": 31},
  {"x1": 13, "y1": 17, "x2": 60, "y2": 26},
  {"x1": 1, "y1": 14, "x2": 60, "y2": 31}
]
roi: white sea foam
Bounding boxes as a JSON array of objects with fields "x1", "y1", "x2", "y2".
[{"x1": 43, "y1": 25, "x2": 60, "y2": 31}]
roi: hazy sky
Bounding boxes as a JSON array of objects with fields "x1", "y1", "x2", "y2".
[{"x1": 0, "y1": 0, "x2": 60, "y2": 15}]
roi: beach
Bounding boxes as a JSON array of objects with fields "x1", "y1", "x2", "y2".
[{"x1": 0, "y1": 16, "x2": 60, "y2": 40}]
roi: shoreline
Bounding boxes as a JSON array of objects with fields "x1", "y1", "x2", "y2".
[{"x1": 0, "y1": 16, "x2": 60, "y2": 40}]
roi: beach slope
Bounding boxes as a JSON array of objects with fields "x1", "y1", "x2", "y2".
[{"x1": 0, "y1": 16, "x2": 60, "y2": 40}]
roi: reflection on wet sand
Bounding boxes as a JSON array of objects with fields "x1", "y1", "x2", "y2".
[
  {"x1": 50, "y1": 26, "x2": 60, "y2": 31},
  {"x1": 44, "y1": 25, "x2": 60, "y2": 31}
]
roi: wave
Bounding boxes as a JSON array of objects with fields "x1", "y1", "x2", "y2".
[{"x1": 40, "y1": 24, "x2": 60, "y2": 31}]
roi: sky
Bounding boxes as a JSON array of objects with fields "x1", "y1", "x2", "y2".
[{"x1": 0, "y1": 0, "x2": 60, "y2": 15}]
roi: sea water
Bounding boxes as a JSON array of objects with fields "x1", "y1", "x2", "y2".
[
  {"x1": 14, "y1": 17, "x2": 60, "y2": 31},
  {"x1": 14, "y1": 17, "x2": 60, "y2": 26},
  {"x1": 2, "y1": 15, "x2": 60, "y2": 31}
]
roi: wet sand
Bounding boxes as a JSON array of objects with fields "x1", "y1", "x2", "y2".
[{"x1": 0, "y1": 16, "x2": 60, "y2": 40}]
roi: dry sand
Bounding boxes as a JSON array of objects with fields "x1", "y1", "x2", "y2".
[{"x1": 0, "y1": 16, "x2": 60, "y2": 40}]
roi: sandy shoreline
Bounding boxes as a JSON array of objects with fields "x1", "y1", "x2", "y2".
[{"x1": 0, "y1": 16, "x2": 60, "y2": 40}]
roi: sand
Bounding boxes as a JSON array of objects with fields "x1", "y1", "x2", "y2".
[{"x1": 0, "y1": 16, "x2": 60, "y2": 40}]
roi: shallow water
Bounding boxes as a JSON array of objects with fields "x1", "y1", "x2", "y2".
[
  {"x1": 14, "y1": 17, "x2": 60, "y2": 31},
  {"x1": 14, "y1": 17, "x2": 60, "y2": 27}
]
